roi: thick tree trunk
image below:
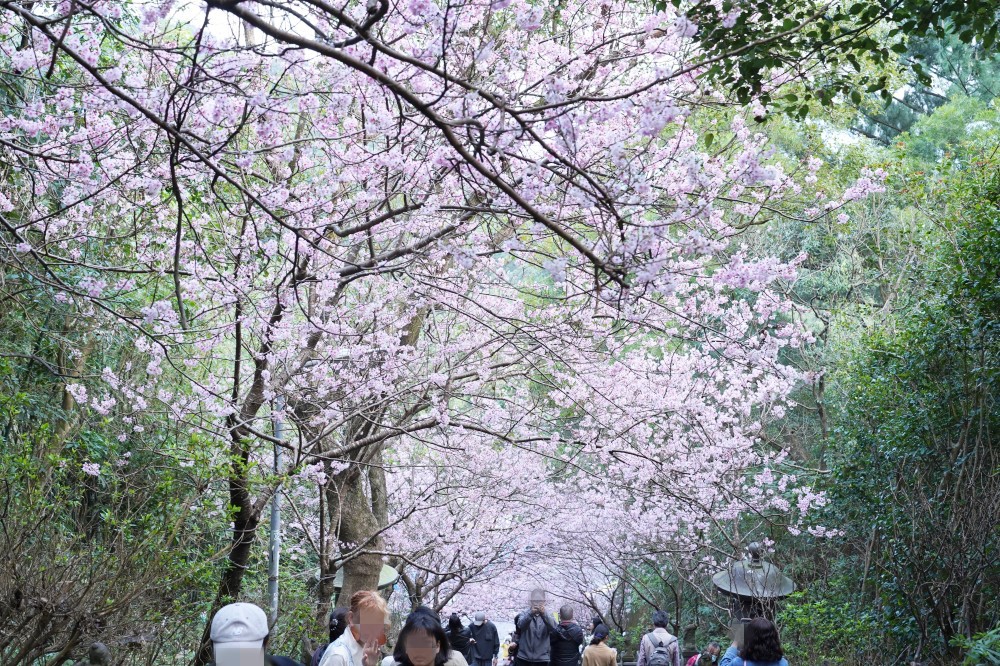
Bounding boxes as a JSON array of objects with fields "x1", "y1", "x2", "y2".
[{"x1": 335, "y1": 466, "x2": 385, "y2": 604}]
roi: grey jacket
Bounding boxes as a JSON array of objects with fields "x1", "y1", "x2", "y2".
[{"x1": 513, "y1": 611, "x2": 557, "y2": 662}]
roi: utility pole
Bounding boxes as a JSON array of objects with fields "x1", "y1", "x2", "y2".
[{"x1": 267, "y1": 395, "x2": 284, "y2": 626}]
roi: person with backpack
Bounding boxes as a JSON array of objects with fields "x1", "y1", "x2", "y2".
[
  {"x1": 312, "y1": 608, "x2": 351, "y2": 666},
  {"x1": 550, "y1": 605, "x2": 585, "y2": 666},
  {"x1": 636, "y1": 611, "x2": 681, "y2": 666}
]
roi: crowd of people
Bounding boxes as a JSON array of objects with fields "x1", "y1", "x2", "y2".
[{"x1": 194, "y1": 589, "x2": 789, "y2": 666}]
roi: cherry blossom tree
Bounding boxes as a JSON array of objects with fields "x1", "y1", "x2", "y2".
[{"x1": 0, "y1": 0, "x2": 885, "y2": 660}]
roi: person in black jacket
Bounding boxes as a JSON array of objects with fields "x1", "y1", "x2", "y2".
[
  {"x1": 550, "y1": 606, "x2": 585, "y2": 666},
  {"x1": 446, "y1": 613, "x2": 474, "y2": 664},
  {"x1": 469, "y1": 612, "x2": 501, "y2": 666}
]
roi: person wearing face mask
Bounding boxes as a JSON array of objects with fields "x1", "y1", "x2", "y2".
[
  {"x1": 685, "y1": 642, "x2": 721, "y2": 666},
  {"x1": 468, "y1": 612, "x2": 501, "y2": 666},
  {"x1": 319, "y1": 591, "x2": 390, "y2": 666}
]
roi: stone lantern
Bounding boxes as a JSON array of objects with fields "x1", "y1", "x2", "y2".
[{"x1": 711, "y1": 542, "x2": 795, "y2": 621}]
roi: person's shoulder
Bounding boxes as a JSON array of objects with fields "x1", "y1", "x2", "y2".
[
  {"x1": 319, "y1": 645, "x2": 349, "y2": 666},
  {"x1": 269, "y1": 656, "x2": 306, "y2": 666},
  {"x1": 446, "y1": 650, "x2": 470, "y2": 666}
]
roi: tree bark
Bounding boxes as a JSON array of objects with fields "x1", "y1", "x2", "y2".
[
  {"x1": 193, "y1": 438, "x2": 262, "y2": 666},
  {"x1": 335, "y1": 465, "x2": 385, "y2": 605}
]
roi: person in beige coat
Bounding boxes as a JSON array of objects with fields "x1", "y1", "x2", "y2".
[{"x1": 581, "y1": 625, "x2": 617, "y2": 666}]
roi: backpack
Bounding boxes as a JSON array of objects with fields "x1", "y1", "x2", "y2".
[
  {"x1": 311, "y1": 644, "x2": 328, "y2": 666},
  {"x1": 645, "y1": 633, "x2": 677, "y2": 666}
]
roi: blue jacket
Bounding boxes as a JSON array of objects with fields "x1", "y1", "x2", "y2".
[
  {"x1": 729, "y1": 656, "x2": 788, "y2": 666},
  {"x1": 719, "y1": 646, "x2": 787, "y2": 666}
]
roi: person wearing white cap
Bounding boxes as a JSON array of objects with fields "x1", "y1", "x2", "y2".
[
  {"x1": 468, "y1": 612, "x2": 500, "y2": 666},
  {"x1": 209, "y1": 602, "x2": 304, "y2": 666}
]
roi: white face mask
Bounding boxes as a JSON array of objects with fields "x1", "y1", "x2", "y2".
[{"x1": 476, "y1": 621, "x2": 485, "y2": 626}]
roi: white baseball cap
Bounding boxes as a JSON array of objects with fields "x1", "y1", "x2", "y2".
[{"x1": 211, "y1": 603, "x2": 268, "y2": 666}]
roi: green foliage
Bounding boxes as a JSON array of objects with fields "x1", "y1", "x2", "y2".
[
  {"x1": 778, "y1": 590, "x2": 879, "y2": 664},
  {"x1": 825, "y1": 148, "x2": 1000, "y2": 661},
  {"x1": 660, "y1": 0, "x2": 999, "y2": 120},
  {"x1": 854, "y1": 33, "x2": 1000, "y2": 144},
  {"x1": 951, "y1": 626, "x2": 1000, "y2": 666}
]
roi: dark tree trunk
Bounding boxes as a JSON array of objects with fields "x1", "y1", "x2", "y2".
[
  {"x1": 193, "y1": 439, "x2": 262, "y2": 666},
  {"x1": 335, "y1": 465, "x2": 385, "y2": 605}
]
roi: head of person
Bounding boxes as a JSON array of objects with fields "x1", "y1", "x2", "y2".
[
  {"x1": 590, "y1": 624, "x2": 609, "y2": 646},
  {"x1": 330, "y1": 606, "x2": 351, "y2": 643},
  {"x1": 448, "y1": 613, "x2": 463, "y2": 633},
  {"x1": 700, "y1": 642, "x2": 721, "y2": 663},
  {"x1": 739, "y1": 618, "x2": 783, "y2": 663},
  {"x1": 651, "y1": 610, "x2": 670, "y2": 630},
  {"x1": 590, "y1": 616, "x2": 601, "y2": 631},
  {"x1": 211, "y1": 602, "x2": 270, "y2": 666},
  {"x1": 395, "y1": 606, "x2": 450, "y2": 666},
  {"x1": 529, "y1": 589, "x2": 546, "y2": 612},
  {"x1": 559, "y1": 606, "x2": 574, "y2": 623},
  {"x1": 88, "y1": 643, "x2": 112, "y2": 666},
  {"x1": 474, "y1": 612, "x2": 487, "y2": 627},
  {"x1": 348, "y1": 590, "x2": 390, "y2": 645}
]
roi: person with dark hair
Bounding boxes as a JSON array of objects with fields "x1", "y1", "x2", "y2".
[
  {"x1": 513, "y1": 590, "x2": 558, "y2": 666},
  {"x1": 312, "y1": 608, "x2": 351, "y2": 666},
  {"x1": 447, "y1": 614, "x2": 474, "y2": 663},
  {"x1": 636, "y1": 611, "x2": 680, "y2": 666},
  {"x1": 728, "y1": 618, "x2": 787, "y2": 666},
  {"x1": 383, "y1": 608, "x2": 469, "y2": 666},
  {"x1": 550, "y1": 605, "x2": 585, "y2": 666},
  {"x1": 581, "y1": 624, "x2": 616, "y2": 666},
  {"x1": 392, "y1": 609, "x2": 452, "y2": 666}
]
